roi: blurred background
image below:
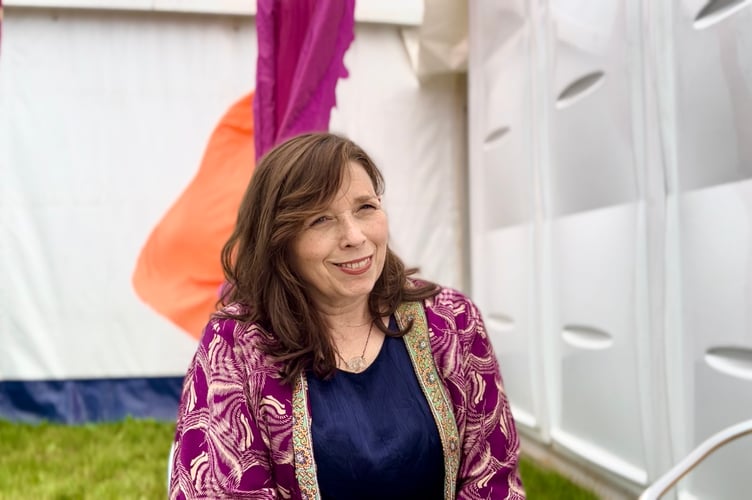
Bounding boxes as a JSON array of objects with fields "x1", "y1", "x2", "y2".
[{"x1": 1, "y1": 1, "x2": 751, "y2": 498}]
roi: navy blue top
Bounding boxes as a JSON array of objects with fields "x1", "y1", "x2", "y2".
[{"x1": 307, "y1": 318, "x2": 444, "y2": 499}]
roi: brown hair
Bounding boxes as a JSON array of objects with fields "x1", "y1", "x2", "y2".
[{"x1": 218, "y1": 132, "x2": 439, "y2": 384}]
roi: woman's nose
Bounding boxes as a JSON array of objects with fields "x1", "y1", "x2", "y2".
[{"x1": 340, "y1": 215, "x2": 366, "y2": 247}]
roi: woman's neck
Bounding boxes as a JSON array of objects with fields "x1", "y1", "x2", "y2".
[
  {"x1": 316, "y1": 294, "x2": 367, "y2": 316},
  {"x1": 324, "y1": 314, "x2": 372, "y2": 340},
  {"x1": 315, "y1": 299, "x2": 373, "y2": 340}
]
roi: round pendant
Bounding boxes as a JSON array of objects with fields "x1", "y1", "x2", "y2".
[{"x1": 346, "y1": 356, "x2": 367, "y2": 373}]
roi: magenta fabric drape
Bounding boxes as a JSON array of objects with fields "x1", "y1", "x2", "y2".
[{"x1": 253, "y1": 0, "x2": 356, "y2": 161}]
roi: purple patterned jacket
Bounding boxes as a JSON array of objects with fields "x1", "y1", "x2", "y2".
[{"x1": 169, "y1": 288, "x2": 525, "y2": 499}]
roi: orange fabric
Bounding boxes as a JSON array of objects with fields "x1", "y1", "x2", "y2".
[{"x1": 133, "y1": 92, "x2": 255, "y2": 339}]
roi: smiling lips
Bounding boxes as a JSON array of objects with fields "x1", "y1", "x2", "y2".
[{"x1": 334, "y1": 256, "x2": 372, "y2": 275}]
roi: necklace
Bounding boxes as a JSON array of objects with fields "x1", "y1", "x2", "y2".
[{"x1": 336, "y1": 321, "x2": 374, "y2": 373}]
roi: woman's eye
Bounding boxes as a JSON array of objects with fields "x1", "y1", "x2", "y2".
[
  {"x1": 311, "y1": 216, "x2": 330, "y2": 226},
  {"x1": 360, "y1": 203, "x2": 377, "y2": 211}
]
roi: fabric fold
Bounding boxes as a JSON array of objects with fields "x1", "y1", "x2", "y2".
[{"x1": 254, "y1": 0, "x2": 356, "y2": 160}]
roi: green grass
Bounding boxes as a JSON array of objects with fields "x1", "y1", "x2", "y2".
[
  {"x1": 520, "y1": 457, "x2": 600, "y2": 499},
  {"x1": 0, "y1": 418, "x2": 598, "y2": 499},
  {"x1": 0, "y1": 418, "x2": 173, "y2": 499}
]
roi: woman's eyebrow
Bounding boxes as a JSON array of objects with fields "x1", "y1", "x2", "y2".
[{"x1": 352, "y1": 194, "x2": 378, "y2": 203}]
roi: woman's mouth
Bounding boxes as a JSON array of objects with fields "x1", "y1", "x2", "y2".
[{"x1": 336, "y1": 256, "x2": 372, "y2": 273}]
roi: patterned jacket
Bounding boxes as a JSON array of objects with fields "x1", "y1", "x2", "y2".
[{"x1": 169, "y1": 288, "x2": 526, "y2": 499}]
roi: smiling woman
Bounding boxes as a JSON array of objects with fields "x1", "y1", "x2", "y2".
[
  {"x1": 292, "y1": 162, "x2": 388, "y2": 319},
  {"x1": 168, "y1": 132, "x2": 526, "y2": 500}
]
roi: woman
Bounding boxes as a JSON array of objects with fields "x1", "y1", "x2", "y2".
[{"x1": 169, "y1": 133, "x2": 525, "y2": 499}]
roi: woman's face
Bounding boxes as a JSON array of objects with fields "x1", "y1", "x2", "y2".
[{"x1": 291, "y1": 162, "x2": 388, "y2": 310}]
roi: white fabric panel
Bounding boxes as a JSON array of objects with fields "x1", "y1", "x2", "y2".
[
  {"x1": 469, "y1": 1, "x2": 654, "y2": 484},
  {"x1": 4, "y1": 0, "x2": 425, "y2": 25},
  {"x1": 676, "y1": 182, "x2": 752, "y2": 499},
  {"x1": 669, "y1": 2, "x2": 752, "y2": 498},
  {"x1": 551, "y1": 206, "x2": 646, "y2": 484},
  {"x1": 0, "y1": 8, "x2": 256, "y2": 379},
  {"x1": 467, "y1": 0, "x2": 541, "y2": 434},
  {"x1": 468, "y1": 0, "x2": 752, "y2": 496},
  {"x1": 1, "y1": 10, "x2": 466, "y2": 381},
  {"x1": 401, "y1": 0, "x2": 468, "y2": 79},
  {"x1": 546, "y1": 0, "x2": 649, "y2": 484}
]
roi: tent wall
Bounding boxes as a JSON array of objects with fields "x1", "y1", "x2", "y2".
[
  {"x1": 0, "y1": 6, "x2": 466, "y2": 422},
  {"x1": 468, "y1": 1, "x2": 752, "y2": 498}
]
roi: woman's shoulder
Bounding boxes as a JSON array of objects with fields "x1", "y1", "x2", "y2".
[
  {"x1": 419, "y1": 286, "x2": 486, "y2": 342},
  {"x1": 422, "y1": 286, "x2": 477, "y2": 316},
  {"x1": 190, "y1": 305, "x2": 287, "y2": 414},
  {"x1": 199, "y1": 303, "x2": 275, "y2": 359}
]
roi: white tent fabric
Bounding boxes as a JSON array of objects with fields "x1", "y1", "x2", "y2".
[
  {"x1": 402, "y1": 0, "x2": 468, "y2": 79},
  {"x1": 467, "y1": 1, "x2": 752, "y2": 498},
  {"x1": 0, "y1": 8, "x2": 465, "y2": 388}
]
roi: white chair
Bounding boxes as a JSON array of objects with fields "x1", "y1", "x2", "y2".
[
  {"x1": 166, "y1": 441, "x2": 175, "y2": 494},
  {"x1": 639, "y1": 419, "x2": 752, "y2": 500}
]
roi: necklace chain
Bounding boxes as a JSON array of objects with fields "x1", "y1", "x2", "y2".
[{"x1": 335, "y1": 321, "x2": 374, "y2": 373}]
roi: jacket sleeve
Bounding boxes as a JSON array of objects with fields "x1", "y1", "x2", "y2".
[
  {"x1": 169, "y1": 318, "x2": 278, "y2": 499},
  {"x1": 455, "y1": 298, "x2": 526, "y2": 500}
]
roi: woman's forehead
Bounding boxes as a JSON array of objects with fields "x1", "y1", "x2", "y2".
[{"x1": 324, "y1": 164, "x2": 377, "y2": 207}]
